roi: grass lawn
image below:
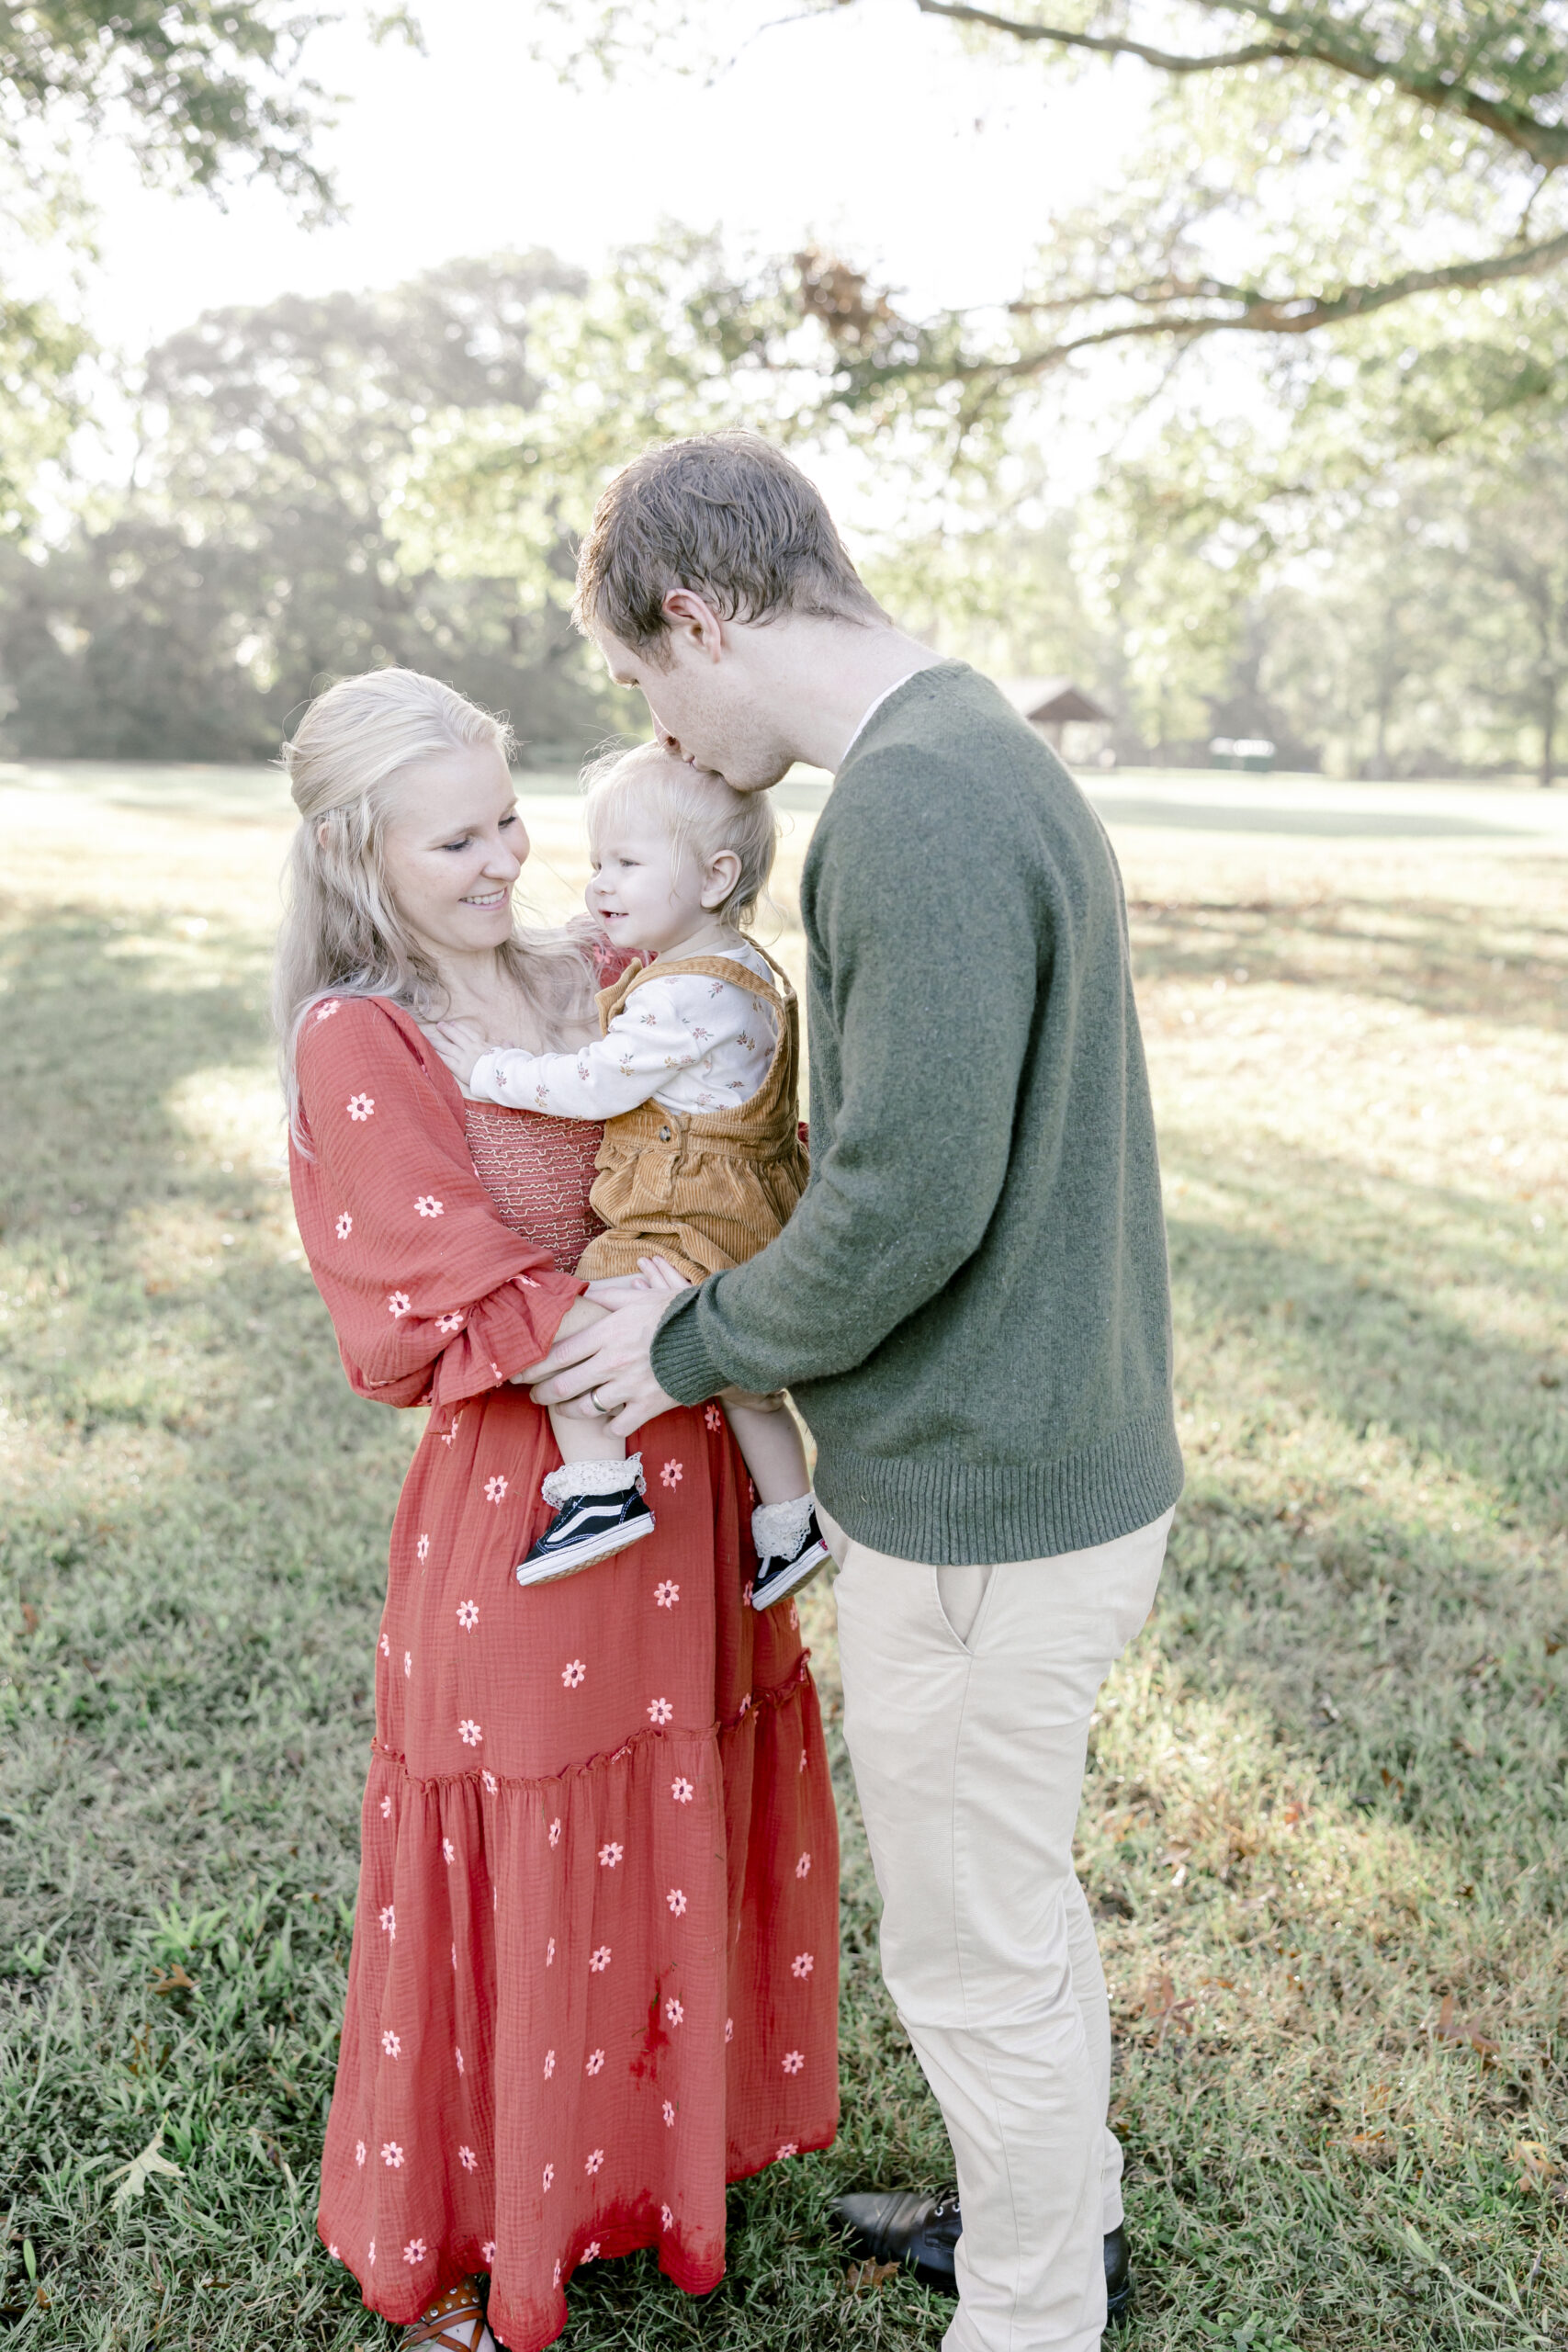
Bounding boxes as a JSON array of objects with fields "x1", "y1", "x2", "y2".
[{"x1": 2, "y1": 761, "x2": 1564, "y2": 2350}]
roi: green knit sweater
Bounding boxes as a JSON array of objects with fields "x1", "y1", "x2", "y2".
[{"x1": 651, "y1": 662, "x2": 1183, "y2": 1565}]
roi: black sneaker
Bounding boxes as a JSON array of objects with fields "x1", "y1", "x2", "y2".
[
  {"x1": 832, "y1": 2187, "x2": 1132, "y2": 2325},
  {"x1": 750, "y1": 1510, "x2": 830, "y2": 1611},
  {"x1": 515, "y1": 1485, "x2": 655, "y2": 1587}
]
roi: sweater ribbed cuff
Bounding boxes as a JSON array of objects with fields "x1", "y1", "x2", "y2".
[{"x1": 650, "y1": 1289, "x2": 728, "y2": 1407}]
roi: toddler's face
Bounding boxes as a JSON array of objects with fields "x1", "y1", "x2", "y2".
[{"x1": 587, "y1": 808, "x2": 705, "y2": 956}]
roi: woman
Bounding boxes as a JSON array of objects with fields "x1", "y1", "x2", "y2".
[{"x1": 275, "y1": 669, "x2": 839, "y2": 2352}]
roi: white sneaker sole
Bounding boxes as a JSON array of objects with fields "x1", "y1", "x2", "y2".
[
  {"x1": 513, "y1": 1515, "x2": 656, "y2": 1589},
  {"x1": 750, "y1": 1536, "x2": 830, "y2": 1611}
]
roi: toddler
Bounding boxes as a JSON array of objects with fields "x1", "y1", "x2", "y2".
[{"x1": 435, "y1": 741, "x2": 828, "y2": 1612}]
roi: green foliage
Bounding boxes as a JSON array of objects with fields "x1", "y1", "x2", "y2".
[{"x1": 0, "y1": 255, "x2": 619, "y2": 761}]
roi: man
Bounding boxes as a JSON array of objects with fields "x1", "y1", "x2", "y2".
[{"x1": 526, "y1": 432, "x2": 1183, "y2": 2352}]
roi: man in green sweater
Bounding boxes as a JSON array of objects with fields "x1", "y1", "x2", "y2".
[{"x1": 525, "y1": 434, "x2": 1183, "y2": 2350}]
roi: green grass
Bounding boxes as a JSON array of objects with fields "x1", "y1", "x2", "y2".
[{"x1": 2, "y1": 771, "x2": 1565, "y2": 2349}]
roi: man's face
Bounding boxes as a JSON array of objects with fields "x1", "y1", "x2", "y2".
[{"x1": 592, "y1": 619, "x2": 795, "y2": 792}]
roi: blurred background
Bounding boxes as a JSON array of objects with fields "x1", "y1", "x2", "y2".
[{"x1": 2, "y1": 10, "x2": 1565, "y2": 2351}]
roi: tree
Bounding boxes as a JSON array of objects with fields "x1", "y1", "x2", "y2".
[
  {"x1": 0, "y1": 254, "x2": 619, "y2": 760},
  {"x1": 0, "y1": 2, "x2": 371, "y2": 526},
  {"x1": 531, "y1": 2, "x2": 1568, "y2": 455}
]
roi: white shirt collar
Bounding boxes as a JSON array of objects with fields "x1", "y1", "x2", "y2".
[{"x1": 838, "y1": 669, "x2": 931, "y2": 770}]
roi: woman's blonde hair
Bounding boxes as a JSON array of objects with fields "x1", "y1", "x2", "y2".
[
  {"x1": 273, "y1": 666, "x2": 592, "y2": 1146},
  {"x1": 581, "y1": 741, "x2": 778, "y2": 931}
]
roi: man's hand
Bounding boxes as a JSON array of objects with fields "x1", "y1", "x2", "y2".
[{"x1": 522, "y1": 1277, "x2": 686, "y2": 1438}]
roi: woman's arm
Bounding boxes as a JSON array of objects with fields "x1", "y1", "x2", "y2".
[{"x1": 291, "y1": 997, "x2": 585, "y2": 1408}]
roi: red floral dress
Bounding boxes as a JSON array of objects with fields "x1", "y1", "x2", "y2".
[{"x1": 290, "y1": 993, "x2": 840, "y2": 2349}]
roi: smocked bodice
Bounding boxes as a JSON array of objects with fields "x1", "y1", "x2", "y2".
[{"x1": 464, "y1": 1101, "x2": 604, "y2": 1271}]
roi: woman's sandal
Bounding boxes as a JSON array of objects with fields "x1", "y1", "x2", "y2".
[{"x1": 403, "y1": 2278, "x2": 491, "y2": 2352}]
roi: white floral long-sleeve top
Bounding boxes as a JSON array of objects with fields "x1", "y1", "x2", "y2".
[{"x1": 468, "y1": 938, "x2": 779, "y2": 1121}]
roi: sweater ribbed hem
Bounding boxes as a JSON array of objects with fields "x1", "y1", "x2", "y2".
[
  {"x1": 812, "y1": 1402, "x2": 1185, "y2": 1566},
  {"x1": 651, "y1": 1292, "x2": 726, "y2": 1408}
]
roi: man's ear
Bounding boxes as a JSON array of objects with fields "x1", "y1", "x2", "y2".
[
  {"x1": 662, "y1": 588, "x2": 726, "y2": 662},
  {"x1": 699, "y1": 848, "x2": 743, "y2": 910}
]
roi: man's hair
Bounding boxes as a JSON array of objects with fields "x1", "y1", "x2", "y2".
[{"x1": 573, "y1": 431, "x2": 886, "y2": 658}]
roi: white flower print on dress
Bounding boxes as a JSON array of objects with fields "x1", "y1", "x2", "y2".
[
  {"x1": 589, "y1": 1945, "x2": 611, "y2": 1972},
  {"x1": 581, "y1": 2241, "x2": 600, "y2": 2261},
  {"x1": 379, "y1": 1632, "x2": 390, "y2": 1657},
  {"x1": 484, "y1": 1474, "x2": 507, "y2": 1504},
  {"x1": 380, "y1": 1793, "x2": 392, "y2": 1820},
  {"x1": 725, "y1": 2017, "x2": 734, "y2": 2043},
  {"x1": 440, "y1": 1408, "x2": 464, "y2": 1447},
  {"x1": 484, "y1": 2242, "x2": 497, "y2": 2267},
  {"x1": 671, "y1": 1776, "x2": 694, "y2": 1804},
  {"x1": 742, "y1": 1580, "x2": 754, "y2": 1605},
  {"x1": 792, "y1": 1951, "x2": 815, "y2": 1979},
  {"x1": 403, "y1": 2238, "x2": 426, "y2": 2265},
  {"x1": 457, "y1": 1719, "x2": 482, "y2": 1747},
  {"x1": 782, "y1": 2050, "x2": 805, "y2": 2075},
  {"x1": 457, "y1": 1600, "x2": 479, "y2": 1631},
  {"x1": 647, "y1": 1695, "x2": 673, "y2": 1724},
  {"x1": 546, "y1": 1936, "x2": 556, "y2": 1966},
  {"x1": 543, "y1": 2049, "x2": 556, "y2": 2079},
  {"x1": 414, "y1": 1195, "x2": 445, "y2": 1218},
  {"x1": 547, "y1": 1818, "x2": 561, "y2": 1849},
  {"x1": 542, "y1": 2162, "x2": 555, "y2": 2191},
  {"x1": 455, "y1": 2043, "x2": 465, "y2": 2073},
  {"x1": 388, "y1": 1291, "x2": 412, "y2": 1318},
  {"x1": 378, "y1": 1904, "x2": 396, "y2": 1939},
  {"x1": 795, "y1": 1850, "x2": 812, "y2": 1878},
  {"x1": 368, "y1": 2241, "x2": 375, "y2": 2266},
  {"x1": 799, "y1": 1747, "x2": 808, "y2": 1773},
  {"x1": 315, "y1": 1000, "x2": 341, "y2": 1023},
  {"x1": 403, "y1": 1650, "x2": 412, "y2": 1679},
  {"x1": 551, "y1": 2259, "x2": 560, "y2": 2290},
  {"x1": 788, "y1": 1600, "x2": 800, "y2": 1632},
  {"x1": 585, "y1": 2149, "x2": 604, "y2": 2177},
  {"x1": 442, "y1": 1835, "x2": 455, "y2": 1863},
  {"x1": 655, "y1": 1581, "x2": 680, "y2": 1609},
  {"x1": 335, "y1": 1212, "x2": 353, "y2": 1241},
  {"x1": 435, "y1": 1312, "x2": 466, "y2": 1341},
  {"x1": 598, "y1": 1842, "x2": 623, "y2": 1869},
  {"x1": 381, "y1": 2030, "x2": 401, "y2": 2058},
  {"x1": 777, "y1": 2141, "x2": 799, "y2": 2160},
  {"x1": 665, "y1": 1996, "x2": 684, "y2": 2026},
  {"x1": 667, "y1": 1887, "x2": 687, "y2": 1916},
  {"x1": 704, "y1": 1403, "x2": 722, "y2": 1431},
  {"x1": 661, "y1": 2203, "x2": 673, "y2": 2230},
  {"x1": 416, "y1": 1532, "x2": 430, "y2": 1561},
  {"x1": 481, "y1": 1769, "x2": 498, "y2": 1795},
  {"x1": 660, "y1": 1459, "x2": 683, "y2": 1489},
  {"x1": 459, "y1": 2145, "x2": 478, "y2": 2173},
  {"x1": 328, "y1": 2244, "x2": 340, "y2": 2260},
  {"x1": 585, "y1": 2049, "x2": 604, "y2": 2075},
  {"x1": 381, "y1": 2140, "x2": 404, "y2": 2166},
  {"x1": 355, "y1": 2139, "x2": 367, "y2": 2167},
  {"x1": 561, "y1": 1658, "x2": 586, "y2": 1687},
  {"x1": 662, "y1": 2100, "x2": 676, "y2": 2126},
  {"x1": 346, "y1": 1093, "x2": 375, "y2": 1121}
]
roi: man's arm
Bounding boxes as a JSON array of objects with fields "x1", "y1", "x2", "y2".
[{"x1": 652, "y1": 752, "x2": 1043, "y2": 1403}]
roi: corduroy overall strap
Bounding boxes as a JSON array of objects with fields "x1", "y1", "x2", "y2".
[{"x1": 592, "y1": 947, "x2": 800, "y2": 1156}]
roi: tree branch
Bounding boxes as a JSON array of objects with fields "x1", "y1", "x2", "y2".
[
  {"x1": 986, "y1": 227, "x2": 1568, "y2": 380},
  {"x1": 912, "y1": 0, "x2": 1568, "y2": 168}
]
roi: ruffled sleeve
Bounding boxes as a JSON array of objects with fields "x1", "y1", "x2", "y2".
[{"x1": 289, "y1": 995, "x2": 584, "y2": 1409}]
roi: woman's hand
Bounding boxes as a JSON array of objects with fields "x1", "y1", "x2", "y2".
[
  {"x1": 426, "y1": 1016, "x2": 489, "y2": 1086},
  {"x1": 581, "y1": 1257, "x2": 693, "y2": 1311}
]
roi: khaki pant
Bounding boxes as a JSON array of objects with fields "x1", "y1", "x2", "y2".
[{"x1": 830, "y1": 1509, "x2": 1172, "y2": 2352}]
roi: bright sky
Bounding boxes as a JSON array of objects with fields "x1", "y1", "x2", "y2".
[{"x1": 76, "y1": 0, "x2": 1136, "y2": 352}]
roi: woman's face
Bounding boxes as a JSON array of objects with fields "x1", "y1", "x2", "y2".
[{"x1": 378, "y1": 744, "x2": 529, "y2": 966}]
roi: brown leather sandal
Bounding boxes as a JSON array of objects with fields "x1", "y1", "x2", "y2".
[{"x1": 403, "y1": 2278, "x2": 489, "y2": 2352}]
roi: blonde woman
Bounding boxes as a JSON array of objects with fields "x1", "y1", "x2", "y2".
[{"x1": 275, "y1": 668, "x2": 838, "y2": 2352}]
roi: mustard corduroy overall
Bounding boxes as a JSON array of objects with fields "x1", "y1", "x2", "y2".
[{"x1": 574, "y1": 943, "x2": 808, "y2": 1284}]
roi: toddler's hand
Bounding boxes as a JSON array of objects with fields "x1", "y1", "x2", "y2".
[
  {"x1": 427, "y1": 1016, "x2": 488, "y2": 1085},
  {"x1": 582, "y1": 1257, "x2": 693, "y2": 1309}
]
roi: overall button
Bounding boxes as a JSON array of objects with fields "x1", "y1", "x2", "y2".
[{"x1": 658, "y1": 1126, "x2": 671, "y2": 1141}]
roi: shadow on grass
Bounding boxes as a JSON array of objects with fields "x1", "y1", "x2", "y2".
[{"x1": 1128, "y1": 896, "x2": 1568, "y2": 1031}]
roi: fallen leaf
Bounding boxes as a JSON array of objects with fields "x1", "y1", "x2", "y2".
[
  {"x1": 1140, "y1": 1973, "x2": 1196, "y2": 2045},
  {"x1": 844, "y1": 2259, "x2": 899, "y2": 2293},
  {"x1": 1348, "y1": 2131, "x2": 1393, "y2": 2167},
  {"x1": 152, "y1": 1962, "x2": 197, "y2": 1996},
  {"x1": 1433, "y1": 1993, "x2": 1498, "y2": 2057},
  {"x1": 107, "y1": 2125, "x2": 184, "y2": 2210},
  {"x1": 1511, "y1": 2141, "x2": 1558, "y2": 2194},
  {"x1": 20, "y1": 1603, "x2": 39, "y2": 1636}
]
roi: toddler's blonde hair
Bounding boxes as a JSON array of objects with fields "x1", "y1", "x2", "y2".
[
  {"x1": 581, "y1": 741, "x2": 777, "y2": 931},
  {"x1": 273, "y1": 665, "x2": 592, "y2": 1146}
]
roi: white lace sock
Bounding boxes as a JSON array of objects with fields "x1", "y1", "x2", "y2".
[
  {"x1": 752, "y1": 1493, "x2": 815, "y2": 1561},
  {"x1": 541, "y1": 1452, "x2": 646, "y2": 1509}
]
